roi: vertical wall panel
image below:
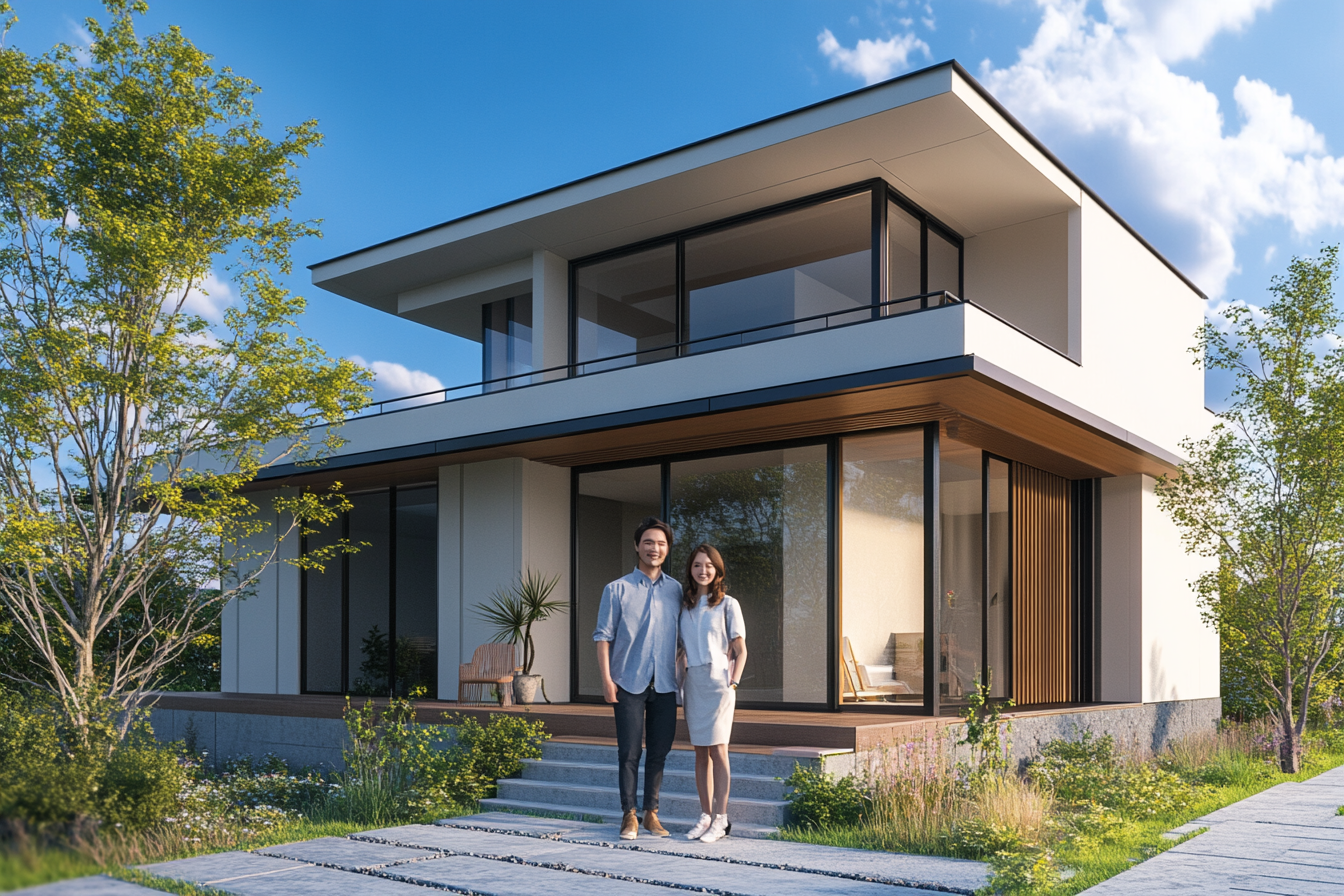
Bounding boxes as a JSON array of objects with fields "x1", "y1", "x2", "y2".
[{"x1": 1012, "y1": 464, "x2": 1073, "y2": 705}]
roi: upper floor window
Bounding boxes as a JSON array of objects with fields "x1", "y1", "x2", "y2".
[
  {"x1": 570, "y1": 182, "x2": 961, "y2": 373},
  {"x1": 482, "y1": 293, "x2": 533, "y2": 391}
]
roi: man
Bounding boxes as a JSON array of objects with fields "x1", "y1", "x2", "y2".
[{"x1": 593, "y1": 517, "x2": 682, "y2": 840}]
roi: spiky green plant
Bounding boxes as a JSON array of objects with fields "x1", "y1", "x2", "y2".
[{"x1": 473, "y1": 569, "x2": 565, "y2": 675}]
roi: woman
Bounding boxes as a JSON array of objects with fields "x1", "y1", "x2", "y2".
[{"x1": 677, "y1": 543, "x2": 747, "y2": 843}]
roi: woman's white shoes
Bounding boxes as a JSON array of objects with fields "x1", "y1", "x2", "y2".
[
  {"x1": 685, "y1": 813, "x2": 712, "y2": 839},
  {"x1": 698, "y1": 814, "x2": 731, "y2": 843}
]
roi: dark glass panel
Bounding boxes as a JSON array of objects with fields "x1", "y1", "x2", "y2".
[
  {"x1": 347, "y1": 491, "x2": 391, "y2": 696},
  {"x1": 987, "y1": 458, "x2": 1010, "y2": 698},
  {"x1": 574, "y1": 244, "x2": 677, "y2": 372},
  {"x1": 939, "y1": 439, "x2": 983, "y2": 706},
  {"x1": 574, "y1": 465, "x2": 662, "y2": 697},
  {"x1": 483, "y1": 294, "x2": 533, "y2": 391},
  {"x1": 669, "y1": 445, "x2": 828, "y2": 705},
  {"x1": 887, "y1": 201, "x2": 923, "y2": 313},
  {"x1": 303, "y1": 517, "x2": 343, "y2": 693},
  {"x1": 839, "y1": 429, "x2": 925, "y2": 705},
  {"x1": 395, "y1": 486, "x2": 438, "y2": 697},
  {"x1": 684, "y1": 193, "x2": 872, "y2": 351},
  {"x1": 928, "y1": 227, "x2": 961, "y2": 298}
]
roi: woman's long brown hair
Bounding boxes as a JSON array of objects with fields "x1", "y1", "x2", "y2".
[{"x1": 683, "y1": 543, "x2": 727, "y2": 610}]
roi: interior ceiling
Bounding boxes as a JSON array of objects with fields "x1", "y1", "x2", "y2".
[
  {"x1": 312, "y1": 79, "x2": 1080, "y2": 311},
  {"x1": 251, "y1": 371, "x2": 1174, "y2": 496}
]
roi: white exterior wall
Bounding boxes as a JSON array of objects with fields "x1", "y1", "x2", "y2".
[
  {"x1": 436, "y1": 458, "x2": 571, "y2": 701},
  {"x1": 1097, "y1": 474, "x2": 1218, "y2": 704},
  {"x1": 220, "y1": 489, "x2": 301, "y2": 694}
]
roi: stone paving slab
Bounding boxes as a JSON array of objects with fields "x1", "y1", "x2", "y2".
[
  {"x1": 15, "y1": 876, "x2": 164, "y2": 895},
  {"x1": 379, "y1": 854, "x2": 693, "y2": 895},
  {"x1": 435, "y1": 810, "x2": 590, "y2": 837},
  {"x1": 140, "y1": 854, "x2": 414, "y2": 895},
  {"x1": 253, "y1": 836, "x2": 441, "y2": 870},
  {"x1": 1195, "y1": 781, "x2": 1344, "y2": 825},
  {"x1": 353, "y1": 824, "x2": 948, "y2": 895},
  {"x1": 139, "y1": 851, "x2": 312, "y2": 885},
  {"x1": 1169, "y1": 820, "x2": 1344, "y2": 869}
]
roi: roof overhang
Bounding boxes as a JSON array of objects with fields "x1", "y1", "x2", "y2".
[{"x1": 312, "y1": 61, "x2": 1200, "y2": 315}]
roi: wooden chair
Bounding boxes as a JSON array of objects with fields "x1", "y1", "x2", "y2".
[
  {"x1": 458, "y1": 643, "x2": 516, "y2": 706},
  {"x1": 842, "y1": 636, "x2": 906, "y2": 702}
]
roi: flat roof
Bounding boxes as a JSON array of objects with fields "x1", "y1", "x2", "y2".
[{"x1": 311, "y1": 60, "x2": 1205, "y2": 308}]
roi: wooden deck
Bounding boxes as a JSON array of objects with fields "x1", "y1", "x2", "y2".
[{"x1": 150, "y1": 692, "x2": 1136, "y2": 751}]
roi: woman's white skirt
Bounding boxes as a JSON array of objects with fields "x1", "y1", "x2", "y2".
[{"x1": 683, "y1": 663, "x2": 735, "y2": 746}]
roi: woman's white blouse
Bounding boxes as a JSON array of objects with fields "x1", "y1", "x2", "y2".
[{"x1": 679, "y1": 594, "x2": 745, "y2": 670}]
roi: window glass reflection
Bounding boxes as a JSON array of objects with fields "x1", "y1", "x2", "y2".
[
  {"x1": 669, "y1": 446, "x2": 829, "y2": 704},
  {"x1": 928, "y1": 227, "x2": 961, "y2": 298},
  {"x1": 574, "y1": 244, "x2": 677, "y2": 372},
  {"x1": 940, "y1": 439, "x2": 983, "y2": 707},
  {"x1": 887, "y1": 202, "x2": 922, "y2": 314},
  {"x1": 987, "y1": 458, "x2": 1010, "y2": 698},
  {"x1": 685, "y1": 193, "x2": 872, "y2": 351}
]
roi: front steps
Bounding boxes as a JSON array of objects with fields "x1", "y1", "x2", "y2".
[{"x1": 483, "y1": 740, "x2": 817, "y2": 838}]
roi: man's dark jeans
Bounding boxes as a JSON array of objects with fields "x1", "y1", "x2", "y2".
[{"x1": 613, "y1": 684, "x2": 677, "y2": 813}]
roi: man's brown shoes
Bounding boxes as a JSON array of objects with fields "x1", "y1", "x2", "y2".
[
  {"x1": 643, "y1": 809, "x2": 670, "y2": 837},
  {"x1": 620, "y1": 809, "x2": 639, "y2": 840}
]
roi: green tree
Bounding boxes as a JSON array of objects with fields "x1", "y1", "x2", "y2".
[
  {"x1": 0, "y1": 1, "x2": 369, "y2": 741},
  {"x1": 1156, "y1": 246, "x2": 1344, "y2": 772}
]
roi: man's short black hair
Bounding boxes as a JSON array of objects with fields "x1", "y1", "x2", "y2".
[{"x1": 633, "y1": 517, "x2": 674, "y2": 547}]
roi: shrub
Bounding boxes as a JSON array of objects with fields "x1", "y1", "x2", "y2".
[
  {"x1": 1029, "y1": 732, "x2": 1201, "y2": 818},
  {"x1": 0, "y1": 692, "x2": 184, "y2": 832},
  {"x1": 447, "y1": 712, "x2": 549, "y2": 797},
  {"x1": 784, "y1": 764, "x2": 871, "y2": 828}
]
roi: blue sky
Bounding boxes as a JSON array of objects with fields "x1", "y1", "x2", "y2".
[{"x1": 11, "y1": 1, "x2": 1344, "y2": 405}]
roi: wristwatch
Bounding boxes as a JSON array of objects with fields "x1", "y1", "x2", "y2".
[{"x1": 730, "y1": 681, "x2": 739, "y2": 690}]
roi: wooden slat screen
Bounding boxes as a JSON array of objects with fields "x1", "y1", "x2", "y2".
[{"x1": 1012, "y1": 463, "x2": 1073, "y2": 705}]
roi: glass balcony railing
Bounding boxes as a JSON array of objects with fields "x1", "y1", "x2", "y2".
[{"x1": 348, "y1": 290, "x2": 963, "y2": 420}]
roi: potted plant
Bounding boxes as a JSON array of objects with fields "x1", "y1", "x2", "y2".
[{"x1": 474, "y1": 569, "x2": 566, "y2": 704}]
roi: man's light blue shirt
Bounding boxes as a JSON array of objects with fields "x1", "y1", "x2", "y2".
[{"x1": 593, "y1": 568, "x2": 682, "y2": 694}]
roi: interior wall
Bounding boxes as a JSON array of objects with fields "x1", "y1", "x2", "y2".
[{"x1": 962, "y1": 212, "x2": 1069, "y2": 353}]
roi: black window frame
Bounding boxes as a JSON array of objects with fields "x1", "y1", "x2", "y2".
[{"x1": 567, "y1": 180, "x2": 964, "y2": 374}]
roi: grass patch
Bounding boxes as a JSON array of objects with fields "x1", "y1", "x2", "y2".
[{"x1": 779, "y1": 724, "x2": 1344, "y2": 895}]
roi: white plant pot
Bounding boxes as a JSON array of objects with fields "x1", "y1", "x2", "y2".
[{"x1": 512, "y1": 673, "x2": 542, "y2": 704}]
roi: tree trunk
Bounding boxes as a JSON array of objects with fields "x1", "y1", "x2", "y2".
[{"x1": 1279, "y1": 724, "x2": 1300, "y2": 773}]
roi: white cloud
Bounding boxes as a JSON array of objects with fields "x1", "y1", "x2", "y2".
[
  {"x1": 63, "y1": 16, "x2": 94, "y2": 65},
  {"x1": 818, "y1": 28, "x2": 931, "y2": 86},
  {"x1": 1264, "y1": 245, "x2": 1277, "y2": 264},
  {"x1": 972, "y1": 0, "x2": 1344, "y2": 298},
  {"x1": 348, "y1": 355, "x2": 444, "y2": 406},
  {"x1": 178, "y1": 271, "x2": 235, "y2": 323}
]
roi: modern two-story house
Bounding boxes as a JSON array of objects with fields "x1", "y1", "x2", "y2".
[{"x1": 208, "y1": 61, "x2": 1218, "y2": 743}]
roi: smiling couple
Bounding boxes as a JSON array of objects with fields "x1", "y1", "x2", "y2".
[{"x1": 593, "y1": 518, "x2": 748, "y2": 843}]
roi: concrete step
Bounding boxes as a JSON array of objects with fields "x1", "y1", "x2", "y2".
[
  {"x1": 540, "y1": 741, "x2": 814, "y2": 778},
  {"x1": 476, "y1": 797, "x2": 781, "y2": 839},
  {"x1": 495, "y1": 778, "x2": 789, "y2": 827},
  {"x1": 518, "y1": 758, "x2": 790, "y2": 801}
]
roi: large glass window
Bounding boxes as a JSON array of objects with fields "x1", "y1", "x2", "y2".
[
  {"x1": 887, "y1": 201, "x2": 922, "y2": 312},
  {"x1": 940, "y1": 439, "x2": 984, "y2": 706},
  {"x1": 302, "y1": 485, "x2": 438, "y2": 697},
  {"x1": 987, "y1": 457, "x2": 1011, "y2": 698},
  {"x1": 574, "y1": 465, "x2": 662, "y2": 698},
  {"x1": 928, "y1": 227, "x2": 961, "y2": 298},
  {"x1": 669, "y1": 446, "x2": 829, "y2": 705},
  {"x1": 684, "y1": 194, "x2": 872, "y2": 351},
  {"x1": 839, "y1": 429, "x2": 924, "y2": 706},
  {"x1": 482, "y1": 294, "x2": 532, "y2": 390},
  {"x1": 573, "y1": 244, "x2": 677, "y2": 372}
]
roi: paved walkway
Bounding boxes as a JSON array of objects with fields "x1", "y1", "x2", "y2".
[
  {"x1": 19, "y1": 764, "x2": 1344, "y2": 896},
  {"x1": 20, "y1": 812, "x2": 988, "y2": 895},
  {"x1": 1081, "y1": 763, "x2": 1344, "y2": 895}
]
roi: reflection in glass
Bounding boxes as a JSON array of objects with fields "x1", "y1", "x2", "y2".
[
  {"x1": 669, "y1": 446, "x2": 828, "y2": 704},
  {"x1": 685, "y1": 193, "x2": 872, "y2": 352},
  {"x1": 887, "y1": 202, "x2": 922, "y2": 313},
  {"x1": 987, "y1": 458, "x2": 1010, "y2": 698},
  {"x1": 303, "y1": 516, "x2": 343, "y2": 693},
  {"x1": 928, "y1": 227, "x2": 961, "y2": 298},
  {"x1": 395, "y1": 487, "x2": 438, "y2": 697},
  {"x1": 574, "y1": 465, "x2": 662, "y2": 697},
  {"x1": 840, "y1": 429, "x2": 925, "y2": 705},
  {"x1": 483, "y1": 294, "x2": 533, "y2": 390},
  {"x1": 940, "y1": 439, "x2": 983, "y2": 705},
  {"x1": 348, "y1": 492, "x2": 391, "y2": 696},
  {"x1": 574, "y1": 244, "x2": 677, "y2": 372}
]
